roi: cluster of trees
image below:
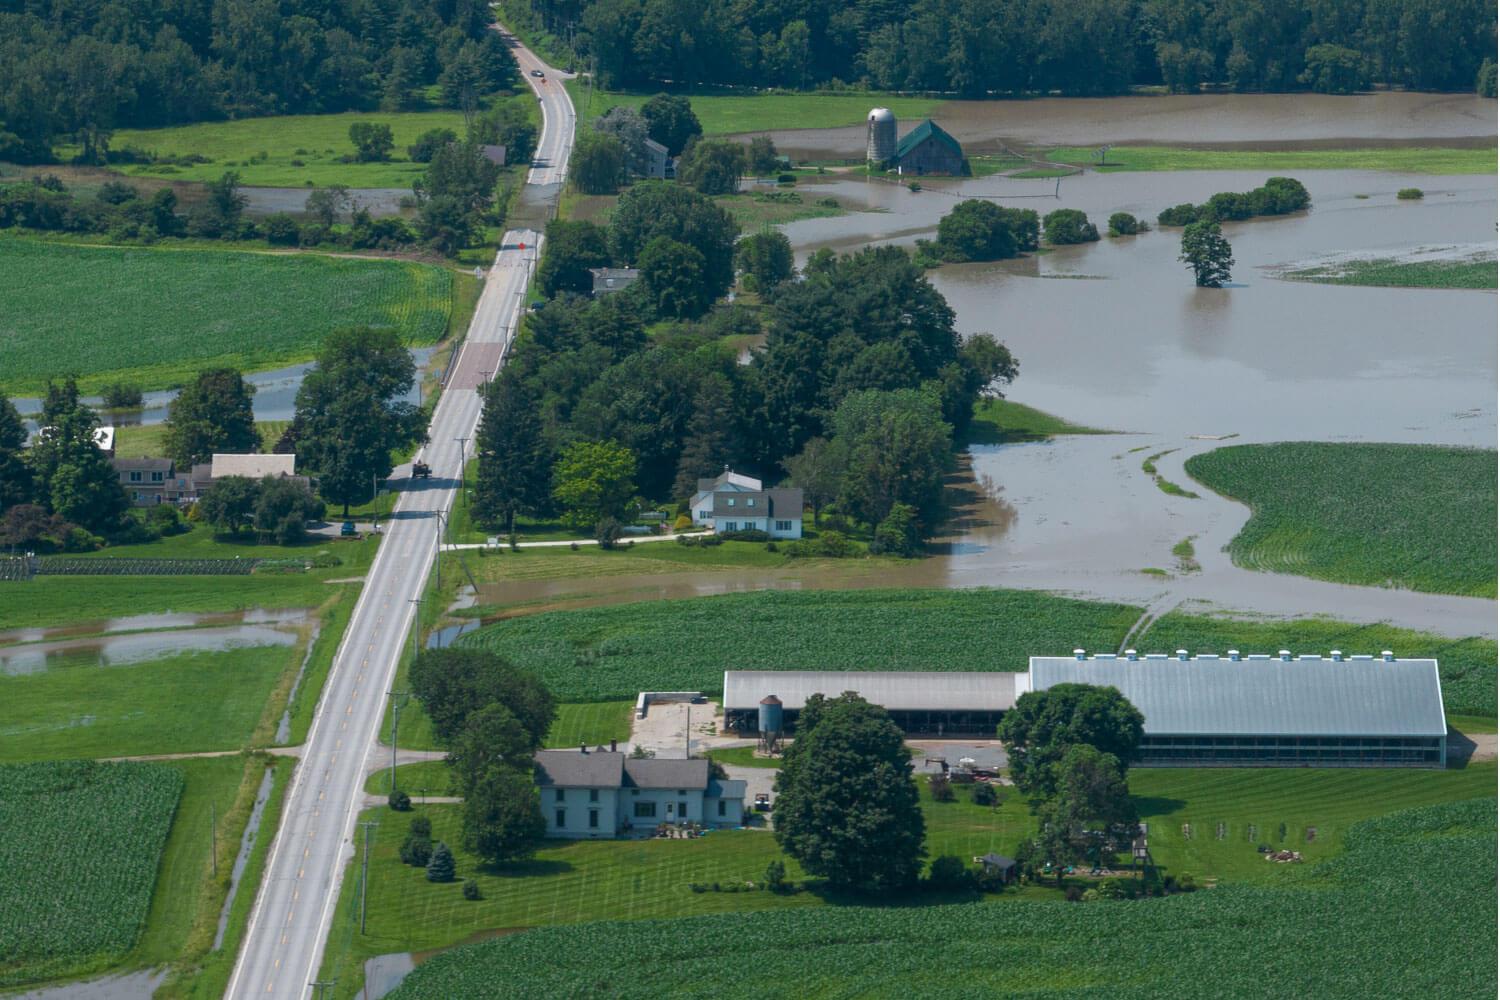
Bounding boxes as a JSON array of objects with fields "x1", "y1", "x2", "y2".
[
  {"x1": 407, "y1": 648, "x2": 555, "y2": 866},
  {"x1": 1157, "y1": 176, "x2": 1310, "y2": 226},
  {"x1": 0, "y1": 380, "x2": 130, "y2": 550},
  {"x1": 999, "y1": 683, "x2": 1146, "y2": 882},
  {"x1": 929, "y1": 200, "x2": 1039, "y2": 262},
  {"x1": 197, "y1": 474, "x2": 326, "y2": 543},
  {"x1": 0, "y1": 0, "x2": 518, "y2": 163},
  {"x1": 477, "y1": 223, "x2": 1017, "y2": 546},
  {"x1": 527, "y1": 0, "x2": 1495, "y2": 96}
]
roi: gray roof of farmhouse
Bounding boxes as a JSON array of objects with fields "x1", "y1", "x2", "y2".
[
  {"x1": 708, "y1": 778, "x2": 747, "y2": 799},
  {"x1": 113, "y1": 457, "x2": 175, "y2": 473},
  {"x1": 710, "y1": 488, "x2": 802, "y2": 517},
  {"x1": 723, "y1": 671, "x2": 1026, "y2": 713},
  {"x1": 624, "y1": 756, "x2": 709, "y2": 790},
  {"x1": 1029, "y1": 654, "x2": 1446, "y2": 738},
  {"x1": 533, "y1": 750, "x2": 625, "y2": 787}
]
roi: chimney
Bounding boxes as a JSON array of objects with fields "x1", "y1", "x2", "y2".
[
  {"x1": 1176, "y1": 649, "x2": 1188, "y2": 661},
  {"x1": 1073, "y1": 648, "x2": 1087, "y2": 660},
  {"x1": 610, "y1": 738, "x2": 618, "y2": 752},
  {"x1": 1330, "y1": 650, "x2": 1343, "y2": 662},
  {"x1": 580, "y1": 743, "x2": 588, "y2": 754},
  {"x1": 1125, "y1": 649, "x2": 1138, "y2": 661},
  {"x1": 1227, "y1": 649, "x2": 1240, "y2": 661},
  {"x1": 1279, "y1": 650, "x2": 1291, "y2": 661},
  {"x1": 1381, "y1": 650, "x2": 1394, "y2": 662}
]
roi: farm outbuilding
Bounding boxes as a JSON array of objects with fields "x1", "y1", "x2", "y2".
[
  {"x1": 891, "y1": 119, "x2": 964, "y2": 175},
  {"x1": 722, "y1": 671, "x2": 1026, "y2": 737},
  {"x1": 1029, "y1": 651, "x2": 1448, "y2": 769}
]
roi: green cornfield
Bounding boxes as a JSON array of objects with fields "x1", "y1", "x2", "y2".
[
  {"x1": 1285, "y1": 256, "x2": 1497, "y2": 290},
  {"x1": 0, "y1": 761, "x2": 184, "y2": 986},
  {"x1": 0, "y1": 238, "x2": 454, "y2": 393},
  {"x1": 456, "y1": 589, "x2": 1142, "y2": 702},
  {"x1": 389, "y1": 798, "x2": 1496, "y2": 999},
  {"x1": 1186, "y1": 443, "x2": 1497, "y2": 598}
]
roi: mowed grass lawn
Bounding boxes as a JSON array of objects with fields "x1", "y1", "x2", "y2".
[
  {"x1": 110, "y1": 110, "x2": 471, "y2": 188},
  {"x1": 566, "y1": 81, "x2": 942, "y2": 136},
  {"x1": 321, "y1": 764, "x2": 1494, "y2": 998},
  {"x1": 1184, "y1": 442, "x2": 1498, "y2": 598},
  {"x1": 0, "y1": 238, "x2": 456, "y2": 394},
  {"x1": 1047, "y1": 144, "x2": 1498, "y2": 174}
]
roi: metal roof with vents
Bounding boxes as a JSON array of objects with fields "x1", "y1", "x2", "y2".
[
  {"x1": 723, "y1": 670, "x2": 1025, "y2": 713},
  {"x1": 1028, "y1": 653, "x2": 1446, "y2": 738}
]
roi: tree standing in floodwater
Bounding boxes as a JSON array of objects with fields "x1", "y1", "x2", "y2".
[{"x1": 1180, "y1": 221, "x2": 1234, "y2": 287}]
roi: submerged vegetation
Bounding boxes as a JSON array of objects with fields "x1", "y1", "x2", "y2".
[
  {"x1": 1186, "y1": 442, "x2": 1497, "y2": 598},
  {"x1": 1283, "y1": 255, "x2": 1497, "y2": 290}
]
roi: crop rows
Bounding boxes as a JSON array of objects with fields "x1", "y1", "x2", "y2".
[
  {"x1": 457, "y1": 589, "x2": 1142, "y2": 702},
  {"x1": 36, "y1": 557, "x2": 260, "y2": 576},
  {"x1": 389, "y1": 798, "x2": 1495, "y2": 999},
  {"x1": 1286, "y1": 256, "x2": 1497, "y2": 290},
  {"x1": 1185, "y1": 443, "x2": 1497, "y2": 598},
  {"x1": 0, "y1": 761, "x2": 184, "y2": 986},
  {"x1": 0, "y1": 239, "x2": 454, "y2": 393}
]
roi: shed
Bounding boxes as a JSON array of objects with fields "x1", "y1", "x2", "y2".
[
  {"x1": 722, "y1": 670, "x2": 1026, "y2": 737},
  {"x1": 893, "y1": 119, "x2": 963, "y2": 176},
  {"x1": 977, "y1": 853, "x2": 1018, "y2": 882}
]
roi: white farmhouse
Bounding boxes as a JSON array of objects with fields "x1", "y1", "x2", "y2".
[
  {"x1": 689, "y1": 467, "x2": 803, "y2": 539},
  {"x1": 533, "y1": 748, "x2": 746, "y2": 839}
]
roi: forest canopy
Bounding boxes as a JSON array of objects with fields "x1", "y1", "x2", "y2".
[{"x1": 526, "y1": 0, "x2": 1495, "y2": 96}]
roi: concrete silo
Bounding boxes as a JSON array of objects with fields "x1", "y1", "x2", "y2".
[{"x1": 866, "y1": 108, "x2": 897, "y2": 167}]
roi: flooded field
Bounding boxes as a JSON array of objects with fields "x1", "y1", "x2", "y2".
[
  {"x1": 758, "y1": 92, "x2": 1497, "y2": 159},
  {"x1": 783, "y1": 165, "x2": 1498, "y2": 632}
]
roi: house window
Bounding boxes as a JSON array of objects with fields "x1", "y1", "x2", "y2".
[
  {"x1": 718, "y1": 800, "x2": 727, "y2": 817},
  {"x1": 129, "y1": 472, "x2": 142, "y2": 482},
  {"x1": 746, "y1": 498, "x2": 755, "y2": 508},
  {"x1": 589, "y1": 789, "x2": 599, "y2": 802},
  {"x1": 678, "y1": 800, "x2": 689, "y2": 817},
  {"x1": 724, "y1": 522, "x2": 737, "y2": 531},
  {"x1": 726, "y1": 497, "x2": 735, "y2": 506},
  {"x1": 151, "y1": 472, "x2": 163, "y2": 482},
  {"x1": 555, "y1": 789, "x2": 565, "y2": 803},
  {"x1": 634, "y1": 801, "x2": 656, "y2": 818},
  {"x1": 555, "y1": 809, "x2": 566, "y2": 827},
  {"x1": 677, "y1": 790, "x2": 686, "y2": 795},
  {"x1": 589, "y1": 810, "x2": 599, "y2": 829},
  {"x1": 775, "y1": 520, "x2": 793, "y2": 532}
]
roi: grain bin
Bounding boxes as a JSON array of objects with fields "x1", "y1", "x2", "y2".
[
  {"x1": 758, "y1": 694, "x2": 784, "y2": 738},
  {"x1": 866, "y1": 108, "x2": 896, "y2": 166}
]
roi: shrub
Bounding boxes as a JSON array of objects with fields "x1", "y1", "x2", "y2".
[
  {"x1": 410, "y1": 816, "x2": 433, "y2": 838},
  {"x1": 930, "y1": 773, "x2": 956, "y2": 802},
  {"x1": 971, "y1": 782, "x2": 998, "y2": 806},
  {"x1": 99, "y1": 382, "x2": 143, "y2": 409},
  {"x1": 1157, "y1": 203, "x2": 1201, "y2": 226},
  {"x1": 1064, "y1": 885, "x2": 1084, "y2": 902},
  {"x1": 400, "y1": 833, "x2": 433, "y2": 867},
  {"x1": 777, "y1": 173, "x2": 796, "y2": 184},
  {"x1": 673, "y1": 514, "x2": 692, "y2": 531},
  {"x1": 263, "y1": 213, "x2": 301, "y2": 246},
  {"x1": 720, "y1": 528, "x2": 770, "y2": 542},
  {"x1": 1397, "y1": 187, "x2": 1424, "y2": 200},
  {"x1": 462, "y1": 878, "x2": 482, "y2": 901},
  {"x1": 1107, "y1": 212, "x2": 1146, "y2": 237},
  {"x1": 595, "y1": 517, "x2": 622, "y2": 550},
  {"x1": 1043, "y1": 208, "x2": 1100, "y2": 244},
  {"x1": 388, "y1": 789, "x2": 411, "y2": 811},
  {"x1": 765, "y1": 860, "x2": 788, "y2": 893},
  {"x1": 926, "y1": 855, "x2": 975, "y2": 891}
]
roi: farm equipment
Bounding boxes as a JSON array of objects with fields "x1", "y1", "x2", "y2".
[
  {"x1": 754, "y1": 793, "x2": 771, "y2": 812},
  {"x1": 412, "y1": 461, "x2": 432, "y2": 479}
]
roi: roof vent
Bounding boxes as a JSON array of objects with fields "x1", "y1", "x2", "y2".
[
  {"x1": 1381, "y1": 650, "x2": 1394, "y2": 662},
  {"x1": 1227, "y1": 649, "x2": 1241, "y2": 661},
  {"x1": 1330, "y1": 649, "x2": 1343, "y2": 662},
  {"x1": 1278, "y1": 650, "x2": 1292, "y2": 661},
  {"x1": 1175, "y1": 649, "x2": 1189, "y2": 661},
  {"x1": 1073, "y1": 648, "x2": 1086, "y2": 660},
  {"x1": 1125, "y1": 649, "x2": 1138, "y2": 661}
]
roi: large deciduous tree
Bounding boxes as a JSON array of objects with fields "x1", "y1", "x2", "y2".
[
  {"x1": 290, "y1": 327, "x2": 425, "y2": 516},
  {"x1": 570, "y1": 130, "x2": 627, "y2": 195},
  {"x1": 551, "y1": 439, "x2": 637, "y2": 529},
  {"x1": 27, "y1": 378, "x2": 127, "y2": 535},
  {"x1": 1034, "y1": 744, "x2": 1139, "y2": 879},
  {"x1": 474, "y1": 371, "x2": 552, "y2": 532},
  {"x1": 536, "y1": 219, "x2": 610, "y2": 298},
  {"x1": 829, "y1": 389, "x2": 952, "y2": 531},
  {"x1": 637, "y1": 236, "x2": 711, "y2": 319},
  {"x1": 608, "y1": 182, "x2": 739, "y2": 302},
  {"x1": 677, "y1": 139, "x2": 745, "y2": 196},
  {"x1": 1180, "y1": 220, "x2": 1234, "y2": 287},
  {"x1": 163, "y1": 368, "x2": 260, "y2": 467},
  {"x1": 462, "y1": 764, "x2": 546, "y2": 865},
  {"x1": 639, "y1": 93, "x2": 702, "y2": 156},
  {"x1": 773, "y1": 692, "x2": 926, "y2": 893},
  {"x1": 735, "y1": 231, "x2": 794, "y2": 290},
  {"x1": 0, "y1": 395, "x2": 33, "y2": 514},
  {"x1": 998, "y1": 683, "x2": 1145, "y2": 798},
  {"x1": 407, "y1": 647, "x2": 557, "y2": 747},
  {"x1": 448, "y1": 703, "x2": 538, "y2": 795}
]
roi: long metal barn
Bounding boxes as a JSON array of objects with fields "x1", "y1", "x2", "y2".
[{"x1": 722, "y1": 650, "x2": 1448, "y2": 768}]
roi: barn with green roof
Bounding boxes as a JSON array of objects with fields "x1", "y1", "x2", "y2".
[{"x1": 890, "y1": 118, "x2": 964, "y2": 175}]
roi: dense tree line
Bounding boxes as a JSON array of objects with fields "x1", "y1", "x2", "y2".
[
  {"x1": 476, "y1": 195, "x2": 1018, "y2": 543},
  {"x1": 0, "y1": 0, "x2": 520, "y2": 162},
  {"x1": 527, "y1": 0, "x2": 1495, "y2": 96}
]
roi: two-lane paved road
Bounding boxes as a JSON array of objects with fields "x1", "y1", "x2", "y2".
[{"x1": 226, "y1": 30, "x2": 573, "y2": 1000}]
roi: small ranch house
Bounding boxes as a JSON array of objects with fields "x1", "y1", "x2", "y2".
[
  {"x1": 689, "y1": 468, "x2": 804, "y2": 539},
  {"x1": 533, "y1": 748, "x2": 746, "y2": 838}
]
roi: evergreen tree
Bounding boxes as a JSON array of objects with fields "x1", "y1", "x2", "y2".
[
  {"x1": 474, "y1": 372, "x2": 552, "y2": 532},
  {"x1": 162, "y1": 368, "x2": 260, "y2": 467},
  {"x1": 426, "y1": 841, "x2": 456, "y2": 882}
]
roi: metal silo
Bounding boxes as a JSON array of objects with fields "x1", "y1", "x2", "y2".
[
  {"x1": 758, "y1": 694, "x2": 784, "y2": 752},
  {"x1": 866, "y1": 108, "x2": 896, "y2": 166}
]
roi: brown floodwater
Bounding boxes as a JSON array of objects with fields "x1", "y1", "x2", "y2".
[
  {"x1": 756, "y1": 92, "x2": 1497, "y2": 159},
  {"x1": 0, "y1": 624, "x2": 301, "y2": 676}
]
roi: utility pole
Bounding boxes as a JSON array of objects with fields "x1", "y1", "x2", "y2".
[
  {"x1": 387, "y1": 689, "x2": 409, "y2": 796},
  {"x1": 358, "y1": 820, "x2": 379, "y2": 934},
  {"x1": 453, "y1": 437, "x2": 469, "y2": 511},
  {"x1": 309, "y1": 980, "x2": 336, "y2": 1000},
  {"x1": 406, "y1": 598, "x2": 424, "y2": 666}
]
